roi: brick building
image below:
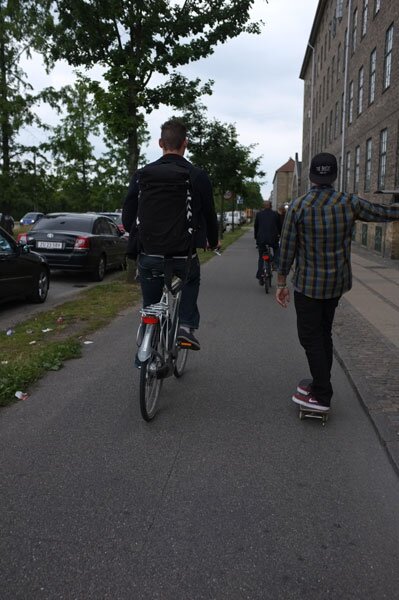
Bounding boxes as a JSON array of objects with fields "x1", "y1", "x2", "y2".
[
  {"x1": 271, "y1": 157, "x2": 295, "y2": 210},
  {"x1": 300, "y1": 0, "x2": 399, "y2": 259}
]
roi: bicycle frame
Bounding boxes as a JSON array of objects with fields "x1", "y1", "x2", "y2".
[{"x1": 137, "y1": 277, "x2": 182, "y2": 375}]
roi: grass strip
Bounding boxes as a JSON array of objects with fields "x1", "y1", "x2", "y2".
[{"x1": 0, "y1": 225, "x2": 249, "y2": 407}]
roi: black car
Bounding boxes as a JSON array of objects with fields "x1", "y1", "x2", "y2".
[
  {"x1": 0, "y1": 226, "x2": 50, "y2": 304},
  {"x1": 18, "y1": 213, "x2": 128, "y2": 281}
]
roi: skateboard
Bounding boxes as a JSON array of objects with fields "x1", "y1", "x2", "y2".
[{"x1": 298, "y1": 406, "x2": 329, "y2": 426}]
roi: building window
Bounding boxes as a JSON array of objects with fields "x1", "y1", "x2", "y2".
[
  {"x1": 352, "y1": 8, "x2": 358, "y2": 53},
  {"x1": 375, "y1": 226, "x2": 382, "y2": 252},
  {"x1": 343, "y1": 28, "x2": 348, "y2": 72},
  {"x1": 374, "y1": 0, "x2": 380, "y2": 16},
  {"x1": 341, "y1": 92, "x2": 344, "y2": 133},
  {"x1": 357, "y1": 66, "x2": 364, "y2": 115},
  {"x1": 362, "y1": 0, "x2": 368, "y2": 37},
  {"x1": 327, "y1": 67, "x2": 330, "y2": 99},
  {"x1": 321, "y1": 122, "x2": 324, "y2": 150},
  {"x1": 354, "y1": 146, "x2": 360, "y2": 193},
  {"x1": 331, "y1": 56, "x2": 336, "y2": 91},
  {"x1": 378, "y1": 128, "x2": 388, "y2": 189},
  {"x1": 334, "y1": 101, "x2": 339, "y2": 138},
  {"x1": 362, "y1": 223, "x2": 368, "y2": 246},
  {"x1": 369, "y1": 48, "x2": 376, "y2": 104},
  {"x1": 323, "y1": 75, "x2": 326, "y2": 105},
  {"x1": 345, "y1": 151, "x2": 351, "y2": 192},
  {"x1": 348, "y1": 81, "x2": 354, "y2": 124},
  {"x1": 337, "y1": 43, "x2": 341, "y2": 80},
  {"x1": 329, "y1": 110, "x2": 333, "y2": 143},
  {"x1": 383, "y1": 24, "x2": 393, "y2": 91},
  {"x1": 364, "y1": 138, "x2": 372, "y2": 192}
]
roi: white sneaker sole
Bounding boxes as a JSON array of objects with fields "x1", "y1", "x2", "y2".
[{"x1": 292, "y1": 395, "x2": 330, "y2": 412}]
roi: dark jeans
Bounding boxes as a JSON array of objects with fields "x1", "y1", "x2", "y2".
[
  {"x1": 256, "y1": 243, "x2": 279, "y2": 278},
  {"x1": 138, "y1": 254, "x2": 201, "y2": 329},
  {"x1": 294, "y1": 291, "x2": 340, "y2": 406}
]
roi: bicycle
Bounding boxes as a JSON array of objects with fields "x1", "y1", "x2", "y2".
[
  {"x1": 136, "y1": 266, "x2": 189, "y2": 421},
  {"x1": 259, "y1": 244, "x2": 273, "y2": 294}
]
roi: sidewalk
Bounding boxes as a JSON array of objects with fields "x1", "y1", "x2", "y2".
[{"x1": 333, "y1": 243, "x2": 399, "y2": 473}]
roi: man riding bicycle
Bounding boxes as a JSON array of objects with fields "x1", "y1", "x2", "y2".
[
  {"x1": 254, "y1": 200, "x2": 281, "y2": 283},
  {"x1": 122, "y1": 119, "x2": 219, "y2": 351}
]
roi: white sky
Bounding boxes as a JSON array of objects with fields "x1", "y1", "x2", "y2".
[{"x1": 23, "y1": 0, "x2": 319, "y2": 198}]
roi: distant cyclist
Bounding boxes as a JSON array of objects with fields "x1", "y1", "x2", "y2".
[
  {"x1": 122, "y1": 119, "x2": 219, "y2": 351},
  {"x1": 254, "y1": 200, "x2": 281, "y2": 283}
]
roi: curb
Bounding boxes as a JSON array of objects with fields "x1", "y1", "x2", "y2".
[{"x1": 333, "y1": 328, "x2": 399, "y2": 476}]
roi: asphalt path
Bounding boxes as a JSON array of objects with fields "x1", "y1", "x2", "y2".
[{"x1": 1, "y1": 232, "x2": 398, "y2": 599}]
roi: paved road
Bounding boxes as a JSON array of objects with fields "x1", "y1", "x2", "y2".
[{"x1": 1, "y1": 232, "x2": 398, "y2": 599}]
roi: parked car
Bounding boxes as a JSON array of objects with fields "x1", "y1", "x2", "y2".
[
  {"x1": 19, "y1": 212, "x2": 44, "y2": 226},
  {"x1": 97, "y1": 212, "x2": 126, "y2": 234},
  {"x1": 0, "y1": 226, "x2": 50, "y2": 304},
  {"x1": 17, "y1": 213, "x2": 128, "y2": 281},
  {"x1": 0, "y1": 213, "x2": 14, "y2": 234}
]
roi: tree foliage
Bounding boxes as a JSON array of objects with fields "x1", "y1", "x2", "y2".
[
  {"x1": 46, "y1": 0, "x2": 262, "y2": 174},
  {"x1": 0, "y1": 0, "x2": 51, "y2": 210}
]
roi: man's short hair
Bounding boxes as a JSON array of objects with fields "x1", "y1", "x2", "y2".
[{"x1": 160, "y1": 120, "x2": 187, "y2": 151}]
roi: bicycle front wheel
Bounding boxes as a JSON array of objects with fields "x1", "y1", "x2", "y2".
[
  {"x1": 140, "y1": 353, "x2": 164, "y2": 421},
  {"x1": 174, "y1": 345, "x2": 189, "y2": 378}
]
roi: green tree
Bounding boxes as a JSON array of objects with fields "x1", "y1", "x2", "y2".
[
  {"x1": 0, "y1": 0, "x2": 51, "y2": 212},
  {"x1": 43, "y1": 74, "x2": 101, "y2": 211},
  {"x1": 45, "y1": 0, "x2": 263, "y2": 175},
  {"x1": 185, "y1": 116, "x2": 264, "y2": 235}
]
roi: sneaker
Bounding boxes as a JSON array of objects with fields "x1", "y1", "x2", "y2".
[
  {"x1": 258, "y1": 277, "x2": 264, "y2": 286},
  {"x1": 177, "y1": 328, "x2": 200, "y2": 351},
  {"x1": 297, "y1": 378, "x2": 312, "y2": 395},
  {"x1": 134, "y1": 353, "x2": 142, "y2": 369},
  {"x1": 292, "y1": 392, "x2": 330, "y2": 412}
]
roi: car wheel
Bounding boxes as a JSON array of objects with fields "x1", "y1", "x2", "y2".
[
  {"x1": 28, "y1": 268, "x2": 49, "y2": 303},
  {"x1": 92, "y1": 254, "x2": 106, "y2": 281}
]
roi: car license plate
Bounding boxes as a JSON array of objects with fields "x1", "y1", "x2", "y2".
[{"x1": 37, "y1": 241, "x2": 63, "y2": 249}]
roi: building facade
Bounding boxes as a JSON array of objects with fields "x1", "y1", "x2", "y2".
[
  {"x1": 300, "y1": 0, "x2": 399, "y2": 259},
  {"x1": 271, "y1": 158, "x2": 295, "y2": 210}
]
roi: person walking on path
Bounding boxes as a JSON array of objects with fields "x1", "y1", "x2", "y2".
[
  {"x1": 254, "y1": 200, "x2": 281, "y2": 280},
  {"x1": 122, "y1": 119, "x2": 219, "y2": 351},
  {"x1": 275, "y1": 152, "x2": 399, "y2": 413}
]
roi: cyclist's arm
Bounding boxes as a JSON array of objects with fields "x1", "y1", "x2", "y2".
[{"x1": 122, "y1": 174, "x2": 139, "y2": 232}]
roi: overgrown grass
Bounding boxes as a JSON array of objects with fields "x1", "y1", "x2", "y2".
[
  {"x1": 0, "y1": 276, "x2": 141, "y2": 407},
  {"x1": 0, "y1": 226, "x2": 248, "y2": 408}
]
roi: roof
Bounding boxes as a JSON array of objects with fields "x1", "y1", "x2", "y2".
[{"x1": 276, "y1": 158, "x2": 295, "y2": 173}]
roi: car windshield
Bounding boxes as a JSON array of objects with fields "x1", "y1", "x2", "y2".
[
  {"x1": 24, "y1": 213, "x2": 39, "y2": 219},
  {"x1": 33, "y1": 216, "x2": 92, "y2": 233}
]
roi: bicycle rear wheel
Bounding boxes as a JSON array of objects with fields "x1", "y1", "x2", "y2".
[
  {"x1": 264, "y1": 269, "x2": 270, "y2": 293},
  {"x1": 139, "y1": 326, "x2": 164, "y2": 421},
  {"x1": 174, "y1": 345, "x2": 188, "y2": 377}
]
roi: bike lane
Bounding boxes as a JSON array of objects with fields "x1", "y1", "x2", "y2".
[{"x1": 0, "y1": 231, "x2": 398, "y2": 599}]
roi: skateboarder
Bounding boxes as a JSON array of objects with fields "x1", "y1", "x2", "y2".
[{"x1": 275, "y1": 152, "x2": 399, "y2": 414}]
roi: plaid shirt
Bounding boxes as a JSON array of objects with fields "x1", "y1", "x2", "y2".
[{"x1": 279, "y1": 186, "x2": 399, "y2": 299}]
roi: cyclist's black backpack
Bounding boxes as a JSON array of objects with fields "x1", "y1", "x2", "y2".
[{"x1": 136, "y1": 160, "x2": 196, "y2": 256}]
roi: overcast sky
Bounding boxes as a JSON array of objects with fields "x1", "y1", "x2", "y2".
[{"x1": 23, "y1": 0, "x2": 319, "y2": 198}]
